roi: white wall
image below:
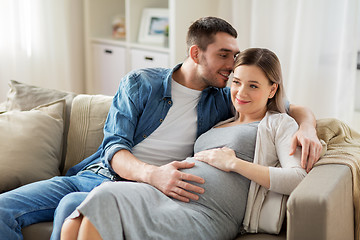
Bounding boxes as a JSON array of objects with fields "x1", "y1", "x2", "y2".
[
  {"x1": 356, "y1": 54, "x2": 360, "y2": 111},
  {"x1": 229, "y1": 0, "x2": 360, "y2": 133}
]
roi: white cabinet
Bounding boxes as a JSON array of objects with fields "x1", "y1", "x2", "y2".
[
  {"x1": 83, "y1": 0, "x2": 223, "y2": 94},
  {"x1": 131, "y1": 48, "x2": 169, "y2": 70},
  {"x1": 92, "y1": 43, "x2": 126, "y2": 96}
]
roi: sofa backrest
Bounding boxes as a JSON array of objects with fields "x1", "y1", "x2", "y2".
[{"x1": 62, "y1": 94, "x2": 113, "y2": 175}]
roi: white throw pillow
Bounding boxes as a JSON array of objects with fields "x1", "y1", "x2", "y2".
[
  {"x1": 0, "y1": 100, "x2": 65, "y2": 192},
  {"x1": 258, "y1": 191, "x2": 288, "y2": 234},
  {"x1": 5, "y1": 80, "x2": 77, "y2": 172}
]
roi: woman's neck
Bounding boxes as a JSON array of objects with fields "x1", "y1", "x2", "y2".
[{"x1": 237, "y1": 110, "x2": 267, "y2": 124}]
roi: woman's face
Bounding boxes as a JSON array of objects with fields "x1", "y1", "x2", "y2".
[{"x1": 231, "y1": 64, "x2": 277, "y2": 122}]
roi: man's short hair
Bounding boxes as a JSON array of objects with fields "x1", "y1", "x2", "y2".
[{"x1": 186, "y1": 16, "x2": 237, "y2": 52}]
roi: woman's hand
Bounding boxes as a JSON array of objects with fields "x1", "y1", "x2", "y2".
[
  {"x1": 194, "y1": 147, "x2": 237, "y2": 172},
  {"x1": 195, "y1": 147, "x2": 271, "y2": 189}
]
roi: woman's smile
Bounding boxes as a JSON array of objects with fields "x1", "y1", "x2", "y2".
[{"x1": 235, "y1": 97, "x2": 250, "y2": 105}]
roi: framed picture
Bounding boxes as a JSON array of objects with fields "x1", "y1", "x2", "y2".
[{"x1": 138, "y1": 8, "x2": 169, "y2": 44}]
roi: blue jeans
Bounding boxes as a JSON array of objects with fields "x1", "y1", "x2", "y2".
[{"x1": 0, "y1": 170, "x2": 108, "y2": 240}]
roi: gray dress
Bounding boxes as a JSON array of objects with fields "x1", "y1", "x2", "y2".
[{"x1": 76, "y1": 122, "x2": 258, "y2": 240}]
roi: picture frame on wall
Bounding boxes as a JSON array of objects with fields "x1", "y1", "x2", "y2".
[{"x1": 138, "y1": 8, "x2": 169, "y2": 45}]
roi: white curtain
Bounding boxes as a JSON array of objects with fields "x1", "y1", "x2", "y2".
[
  {"x1": 0, "y1": 0, "x2": 85, "y2": 102},
  {"x1": 232, "y1": 0, "x2": 360, "y2": 126}
]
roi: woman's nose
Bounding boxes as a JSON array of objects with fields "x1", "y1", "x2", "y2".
[{"x1": 236, "y1": 87, "x2": 247, "y2": 98}]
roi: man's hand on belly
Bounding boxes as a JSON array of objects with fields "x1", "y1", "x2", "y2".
[{"x1": 145, "y1": 161, "x2": 205, "y2": 203}]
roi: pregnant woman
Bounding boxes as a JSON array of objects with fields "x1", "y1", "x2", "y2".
[{"x1": 60, "y1": 48, "x2": 306, "y2": 240}]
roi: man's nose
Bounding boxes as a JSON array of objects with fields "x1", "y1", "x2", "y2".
[{"x1": 227, "y1": 58, "x2": 235, "y2": 69}]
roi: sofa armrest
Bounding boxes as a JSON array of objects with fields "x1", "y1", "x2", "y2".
[{"x1": 286, "y1": 164, "x2": 354, "y2": 240}]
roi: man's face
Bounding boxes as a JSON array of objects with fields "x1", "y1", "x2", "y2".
[{"x1": 197, "y1": 32, "x2": 240, "y2": 89}]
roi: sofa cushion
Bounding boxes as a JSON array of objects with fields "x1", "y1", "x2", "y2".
[
  {"x1": 0, "y1": 101, "x2": 6, "y2": 113},
  {"x1": 63, "y1": 94, "x2": 113, "y2": 174},
  {"x1": 22, "y1": 222, "x2": 53, "y2": 240},
  {"x1": 5, "y1": 80, "x2": 77, "y2": 173},
  {"x1": 0, "y1": 100, "x2": 65, "y2": 192}
]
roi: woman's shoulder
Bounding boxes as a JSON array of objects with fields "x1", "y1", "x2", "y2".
[{"x1": 262, "y1": 111, "x2": 298, "y2": 129}]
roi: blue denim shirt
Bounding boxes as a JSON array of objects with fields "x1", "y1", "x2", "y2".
[{"x1": 66, "y1": 64, "x2": 233, "y2": 176}]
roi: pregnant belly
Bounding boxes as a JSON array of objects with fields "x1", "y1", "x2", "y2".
[{"x1": 178, "y1": 157, "x2": 250, "y2": 224}]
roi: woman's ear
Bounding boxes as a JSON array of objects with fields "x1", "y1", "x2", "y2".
[
  {"x1": 189, "y1": 45, "x2": 200, "y2": 64},
  {"x1": 269, "y1": 83, "x2": 278, "y2": 99}
]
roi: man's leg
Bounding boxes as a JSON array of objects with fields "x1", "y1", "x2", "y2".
[
  {"x1": 51, "y1": 192, "x2": 88, "y2": 240},
  {"x1": 51, "y1": 171, "x2": 109, "y2": 240},
  {"x1": 0, "y1": 171, "x2": 107, "y2": 240},
  {"x1": 0, "y1": 177, "x2": 77, "y2": 239}
]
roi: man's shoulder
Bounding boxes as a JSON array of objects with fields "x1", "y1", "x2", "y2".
[
  {"x1": 208, "y1": 86, "x2": 231, "y2": 102},
  {"x1": 126, "y1": 67, "x2": 170, "y2": 81},
  {"x1": 121, "y1": 67, "x2": 171, "y2": 90}
]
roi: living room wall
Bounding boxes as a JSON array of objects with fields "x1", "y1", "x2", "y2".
[
  {"x1": 0, "y1": 0, "x2": 85, "y2": 102},
  {"x1": 230, "y1": 0, "x2": 360, "y2": 132}
]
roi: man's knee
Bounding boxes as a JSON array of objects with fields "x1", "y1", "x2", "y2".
[
  {"x1": 52, "y1": 192, "x2": 89, "y2": 240},
  {"x1": 56, "y1": 192, "x2": 89, "y2": 218}
]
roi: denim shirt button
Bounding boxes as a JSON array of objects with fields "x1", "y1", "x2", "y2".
[
  {"x1": 143, "y1": 134, "x2": 147, "y2": 138},
  {"x1": 159, "y1": 119, "x2": 163, "y2": 122},
  {"x1": 168, "y1": 100, "x2": 172, "y2": 105}
]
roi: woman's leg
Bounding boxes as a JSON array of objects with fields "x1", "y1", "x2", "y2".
[
  {"x1": 61, "y1": 215, "x2": 102, "y2": 240},
  {"x1": 78, "y1": 216, "x2": 103, "y2": 240},
  {"x1": 60, "y1": 215, "x2": 83, "y2": 240}
]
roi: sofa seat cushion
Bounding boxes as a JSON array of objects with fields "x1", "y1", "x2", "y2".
[
  {"x1": 0, "y1": 100, "x2": 65, "y2": 192},
  {"x1": 22, "y1": 222, "x2": 53, "y2": 240}
]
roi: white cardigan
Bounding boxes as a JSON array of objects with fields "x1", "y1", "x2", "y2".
[{"x1": 242, "y1": 111, "x2": 307, "y2": 233}]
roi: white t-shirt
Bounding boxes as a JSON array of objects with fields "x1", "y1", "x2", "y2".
[{"x1": 131, "y1": 79, "x2": 202, "y2": 166}]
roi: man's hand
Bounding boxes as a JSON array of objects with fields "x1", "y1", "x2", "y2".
[
  {"x1": 290, "y1": 123, "x2": 323, "y2": 173},
  {"x1": 147, "y1": 161, "x2": 205, "y2": 203}
]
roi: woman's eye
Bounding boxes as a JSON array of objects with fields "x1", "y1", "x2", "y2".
[{"x1": 250, "y1": 84, "x2": 258, "y2": 89}]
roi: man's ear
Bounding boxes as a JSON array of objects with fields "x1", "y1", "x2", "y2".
[{"x1": 189, "y1": 45, "x2": 200, "y2": 64}]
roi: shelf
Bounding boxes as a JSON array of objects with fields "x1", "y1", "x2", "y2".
[
  {"x1": 91, "y1": 37, "x2": 169, "y2": 54},
  {"x1": 91, "y1": 37, "x2": 127, "y2": 47},
  {"x1": 130, "y1": 42, "x2": 170, "y2": 54}
]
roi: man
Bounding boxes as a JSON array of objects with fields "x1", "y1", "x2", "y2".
[{"x1": 0, "y1": 17, "x2": 322, "y2": 240}]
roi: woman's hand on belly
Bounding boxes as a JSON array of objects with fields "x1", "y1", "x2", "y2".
[
  {"x1": 147, "y1": 161, "x2": 205, "y2": 203},
  {"x1": 194, "y1": 147, "x2": 237, "y2": 172},
  {"x1": 195, "y1": 147, "x2": 271, "y2": 189}
]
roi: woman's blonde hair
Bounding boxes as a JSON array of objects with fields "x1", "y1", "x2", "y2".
[{"x1": 234, "y1": 48, "x2": 286, "y2": 113}]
